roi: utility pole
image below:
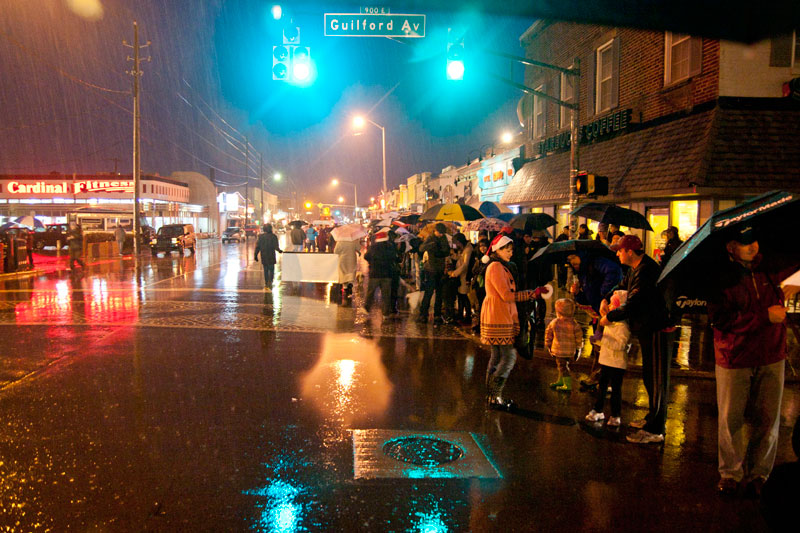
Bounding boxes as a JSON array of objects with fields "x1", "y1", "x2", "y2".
[
  {"x1": 259, "y1": 153, "x2": 264, "y2": 224},
  {"x1": 244, "y1": 135, "x2": 249, "y2": 229},
  {"x1": 124, "y1": 22, "x2": 150, "y2": 257},
  {"x1": 568, "y1": 58, "x2": 581, "y2": 241}
]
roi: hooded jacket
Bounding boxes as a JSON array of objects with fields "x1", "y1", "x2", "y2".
[
  {"x1": 708, "y1": 254, "x2": 795, "y2": 369},
  {"x1": 575, "y1": 253, "x2": 623, "y2": 312},
  {"x1": 419, "y1": 233, "x2": 450, "y2": 273}
]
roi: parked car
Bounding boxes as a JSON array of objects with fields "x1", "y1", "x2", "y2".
[
  {"x1": 244, "y1": 224, "x2": 260, "y2": 238},
  {"x1": 150, "y1": 224, "x2": 196, "y2": 256},
  {"x1": 32, "y1": 223, "x2": 68, "y2": 250},
  {"x1": 221, "y1": 227, "x2": 244, "y2": 243}
]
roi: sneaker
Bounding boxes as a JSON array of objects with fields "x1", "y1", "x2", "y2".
[
  {"x1": 629, "y1": 418, "x2": 648, "y2": 429},
  {"x1": 607, "y1": 416, "x2": 621, "y2": 427},
  {"x1": 585, "y1": 410, "x2": 605, "y2": 422},
  {"x1": 264, "y1": 287, "x2": 272, "y2": 293},
  {"x1": 626, "y1": 429, "x2": 664, "y2": 444},
  {"x1": 487, "y1": 396, "x2": 516, "y2": 411},
  {"x1": 717, "y1": 477, "x2": 739, "y2": 496}
]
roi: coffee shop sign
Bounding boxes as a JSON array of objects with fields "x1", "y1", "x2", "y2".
[{"x1": 538, "y1": 108, "x2": 632, "y2": 156}]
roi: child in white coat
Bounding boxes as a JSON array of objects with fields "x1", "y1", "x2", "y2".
[{"x1": 585, "y1": 290, "x2": 630, "y2": 426}]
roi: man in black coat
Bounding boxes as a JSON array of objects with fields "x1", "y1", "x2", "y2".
[
  {"x1": 600, "y1": 234, "x2": 674, "y2": 444},
  {"x1": 363, "y1": 230, "x2": 397, "y2": 318},
  {"x1": 417, "y1": 223, "x2": 451, "y2": 324},
  {"x1": 254, "y1": 224, "x2": 282, "y2": 292}
]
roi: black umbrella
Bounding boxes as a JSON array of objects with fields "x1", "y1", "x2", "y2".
[
  {"x1": 657, "y1": 190, "x2": 800, "y2": 315},
  {"x1": 398, "y1": 213, "x2": 421, "y2": 225},
  {"x1": 288, "y1": 220, "x2": 308, "y2": 228},
  {"x1": 508, "y1": 213, "x2": 558, "y2": 232},
  {"x1": 571, "y1": 202, "x2": 653, "y2": 231},
  {"x1": 529, "y1": 239, "x2": 618, "y2": 266}
]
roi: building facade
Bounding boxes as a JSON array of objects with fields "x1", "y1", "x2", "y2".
[{"x1": 502, "y1": 21, "x2": 800, "y2": 256}]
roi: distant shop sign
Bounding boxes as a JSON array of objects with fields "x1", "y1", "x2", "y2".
[
  {"x1": 324, "y1": 13, "x2": 425, "y2": 37},
  {"x1": 539, "y1": 108, "x2": 632, "y2": 156}
]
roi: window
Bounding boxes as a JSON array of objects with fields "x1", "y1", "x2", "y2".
[
  {"x1": 665, "y1": 32, "x2": 702, "y2": 85},
  {"x1": 595, "y1": 39, "x2": 618, "y2": 114},
  {"x1": 533, "y1": 84, "x2": 545, "y2": 138},
  {"x1": 558, "y1": 70, "x2": 575, "y2": 129}
]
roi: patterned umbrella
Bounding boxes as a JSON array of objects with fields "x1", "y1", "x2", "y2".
[
  {"x1": 418, "y1": 221, "x2": 459, "y2": 239},
  {"x1": 464, "y1": 217, "x2": 509, "y2": 232},
  {"x1": 13, "y1": 216, "x2": 44, "y2": 229},
  {"x1": 420, "y1": 203, "x2": 484, "y2": 222}
]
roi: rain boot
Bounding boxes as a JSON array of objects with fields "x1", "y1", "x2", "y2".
[
  {"x1": 556, "y1": 376, "x2": 572, "y2": 392},
  {"x1": 549, "y1": 376, "x2": 564, "y2": 389}
]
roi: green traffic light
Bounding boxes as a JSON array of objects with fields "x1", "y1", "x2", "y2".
[{"x1": 446, "y1": 60, "x2": 464, "y2": 81}]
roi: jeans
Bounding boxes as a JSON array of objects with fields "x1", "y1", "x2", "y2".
[
  {"x1": 365, "y1": 277, "x2": 392, "y2": 316},
  {"x1": 262, "y1": 263, "x2": 275, "y2": 286},
  {"x1": 594, "y1": 365, "x2": 626, "y2": 417},
  {"x1": 486, "y1": 344, "x2": 518, "y2": 383},
  {"x1": 419, "y1": 270, "x2": 444, "y2": 318},
  {"x1": 716, "y1": 359, "x2": 784, "y2": 482}
]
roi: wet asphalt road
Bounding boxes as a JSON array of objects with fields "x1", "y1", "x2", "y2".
[{"x1": 0, "y1": 238, "x2": 798, "y2": 531}]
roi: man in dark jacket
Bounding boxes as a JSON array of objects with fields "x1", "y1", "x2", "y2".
[
  {"x1": 417, "y1": 222, "x2": 450, "y2": 324},
  {"x1": 600, "y1": 234, "x2": 673, "y2": 444},
  {"x1": 66, "y1": 221, "x2": 86, "y2": 270},
  {"x1": 568, "y1": 252, "x2": 623, "y2": 313},
  {"x1": 254, "y1": 224, "x2": 282, "y2": 292},
  {"x1": 708, "y1": 226, "x2": 799, "y2": 495},
  {"x1": 362, "y1": 230, "x2": 397, "y2": 317},
  {"x1": 289, "y1": 225, "x2": 305, "y2": 252}
]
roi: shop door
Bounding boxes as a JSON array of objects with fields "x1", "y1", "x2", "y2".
[{"x1": 646, "y1": 207, "x2": 669, "y2": 261}]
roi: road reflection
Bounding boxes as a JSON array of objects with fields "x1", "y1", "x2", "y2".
[{"x1": 300, "y1": 333, "x2": 392, "y2": 427}]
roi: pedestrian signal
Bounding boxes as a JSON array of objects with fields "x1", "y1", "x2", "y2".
[{"x1": 575, "y1": 173, "x2": 609, "y2": 196}]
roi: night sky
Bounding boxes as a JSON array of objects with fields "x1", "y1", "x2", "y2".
[{"x1": 0, "y1": 1, "x2": 532, "y2": 203}]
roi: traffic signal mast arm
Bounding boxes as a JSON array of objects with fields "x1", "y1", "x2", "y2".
[{"x1": 482, "y1": 50, "x2": 579, "y2": 110}]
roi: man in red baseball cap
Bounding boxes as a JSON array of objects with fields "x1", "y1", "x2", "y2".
[{"x1": 601, "y1": 233, "x2": 675, "y2": 444}]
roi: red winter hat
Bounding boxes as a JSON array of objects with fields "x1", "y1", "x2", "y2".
[{"x1": 375, "y1": 231, "x2": 389, "y2": 242}]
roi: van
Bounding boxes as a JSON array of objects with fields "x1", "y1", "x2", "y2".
[{"x1": 150, "y1": 224, "x2": 196, "y2": 256}]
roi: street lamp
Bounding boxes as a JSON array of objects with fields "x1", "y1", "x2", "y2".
[
  {"x1": 331, "y1": 178, "x2": 358, "y2": 219},
  {"x1": 351, "y1": 115, "x2": 387, "y2": 195}
]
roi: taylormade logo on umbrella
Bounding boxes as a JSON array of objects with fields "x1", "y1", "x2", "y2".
[{"x1": 713, "y1": 194, "x2": 793, "y2": 228}]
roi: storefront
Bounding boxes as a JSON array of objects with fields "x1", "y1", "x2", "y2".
[
  {"x1": 0, "y1": 173, "x2": 211, "y2": 232},
  {"x1": 501, "y1": 99, "x2": 800, "y2": 253}
]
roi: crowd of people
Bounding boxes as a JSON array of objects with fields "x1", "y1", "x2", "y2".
[{"x1": 257, "y1": 213, "x2": 797, "y2": 498}]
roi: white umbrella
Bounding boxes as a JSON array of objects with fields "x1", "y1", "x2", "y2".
[
  {"x1": 13, "y1": 216, "x2": 44, "y2": 229},
  {"x1": 331, "y1": 223, "x2": 367, "y2": 242}
]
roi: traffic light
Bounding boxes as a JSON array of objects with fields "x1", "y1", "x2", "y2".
[
  {"x1": 575, "y1": 172, "x2": 609, "y2": 196},
  {"x1": 304, "y1": 201, "x2": 312, "y2": 210},
  {"x1": 292, "y1": 46, "x2": 311, "y2": 82},
  {"x1": 446, "y1": 28, "x2": 464, "y2": 81},
  {"x1": 283, "y1": 25, "x2": 300, "y2": 44},
  {"x1": 272, "y1": 45, "x2": 289, "y2": 80}
]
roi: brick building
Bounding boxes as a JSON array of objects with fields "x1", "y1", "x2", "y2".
[{"x1": 502, "y1": 21, "x2": 800, "y2": 256}]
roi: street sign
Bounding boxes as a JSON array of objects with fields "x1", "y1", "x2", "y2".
[{"x1": 324, "y1": 13, "x2": 425, "y2": 38}]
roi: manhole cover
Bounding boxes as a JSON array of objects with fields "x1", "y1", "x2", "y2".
[{"x1": 382, "y1": 437, "x2": 464, "y2": 467}]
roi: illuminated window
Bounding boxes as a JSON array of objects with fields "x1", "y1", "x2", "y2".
[{"x1": 670, "y1": 200, "x2": 698, "y2": 241}]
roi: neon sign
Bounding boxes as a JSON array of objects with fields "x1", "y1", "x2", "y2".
[{"x1": 7, "y1": 180, "x2": 135, "y2": 195}]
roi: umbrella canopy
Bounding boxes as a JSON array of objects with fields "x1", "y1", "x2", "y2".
[
  {"x1": 420, "y1": 203, "x2": 484, "y2": 222},
  {"x1": 571, "y1": 202, "x2": 653, "y2": 231},
  {"x1": 508, "y1": 213, "x2": 558, "y2": 232},
  {"x1": 418, "y1": 221, "x2": 458, "y2": 239},
  {"x1": 657, "y1": 190, "x2": 800, "y2": 315},
  {"x1": 13, "y1": 216, "x2": 44, "y2": 229},
  {"x1": 477, "y1": 201, "x2": 512, "y2": 218},
  {"x1": 529, "y1": 239, "x2": 618, "y2": 266},
  {"x1": 330, "y1": 223, "x2": 367, "y2": 242},
  {"x1": 288, "y1": 220, "x2": 308, "y2": 228},
  {"x1": 495, "y1": 212, "x2": 516, "y2": 223},
  {"x1": 397, "y1": 213, "x2": 420, "y2": 225},
  {"x1": 464, "y1": 217, "x2": 509, "y2": 232}
]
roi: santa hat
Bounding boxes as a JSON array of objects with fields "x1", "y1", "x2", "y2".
[
  {"x1": 481, "y1": 234, "x2": 513, "y2": 263},
  {"x1": 375, "y1": 231, "x2": 389, "y2": 242}
]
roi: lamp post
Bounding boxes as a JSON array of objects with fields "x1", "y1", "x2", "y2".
[
  {"x1": 331, "y1": 178, "x2": 358, "y2": 220},
  {"x1": 352, "y1": 115, "x2": 387, "y2": 195}
]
